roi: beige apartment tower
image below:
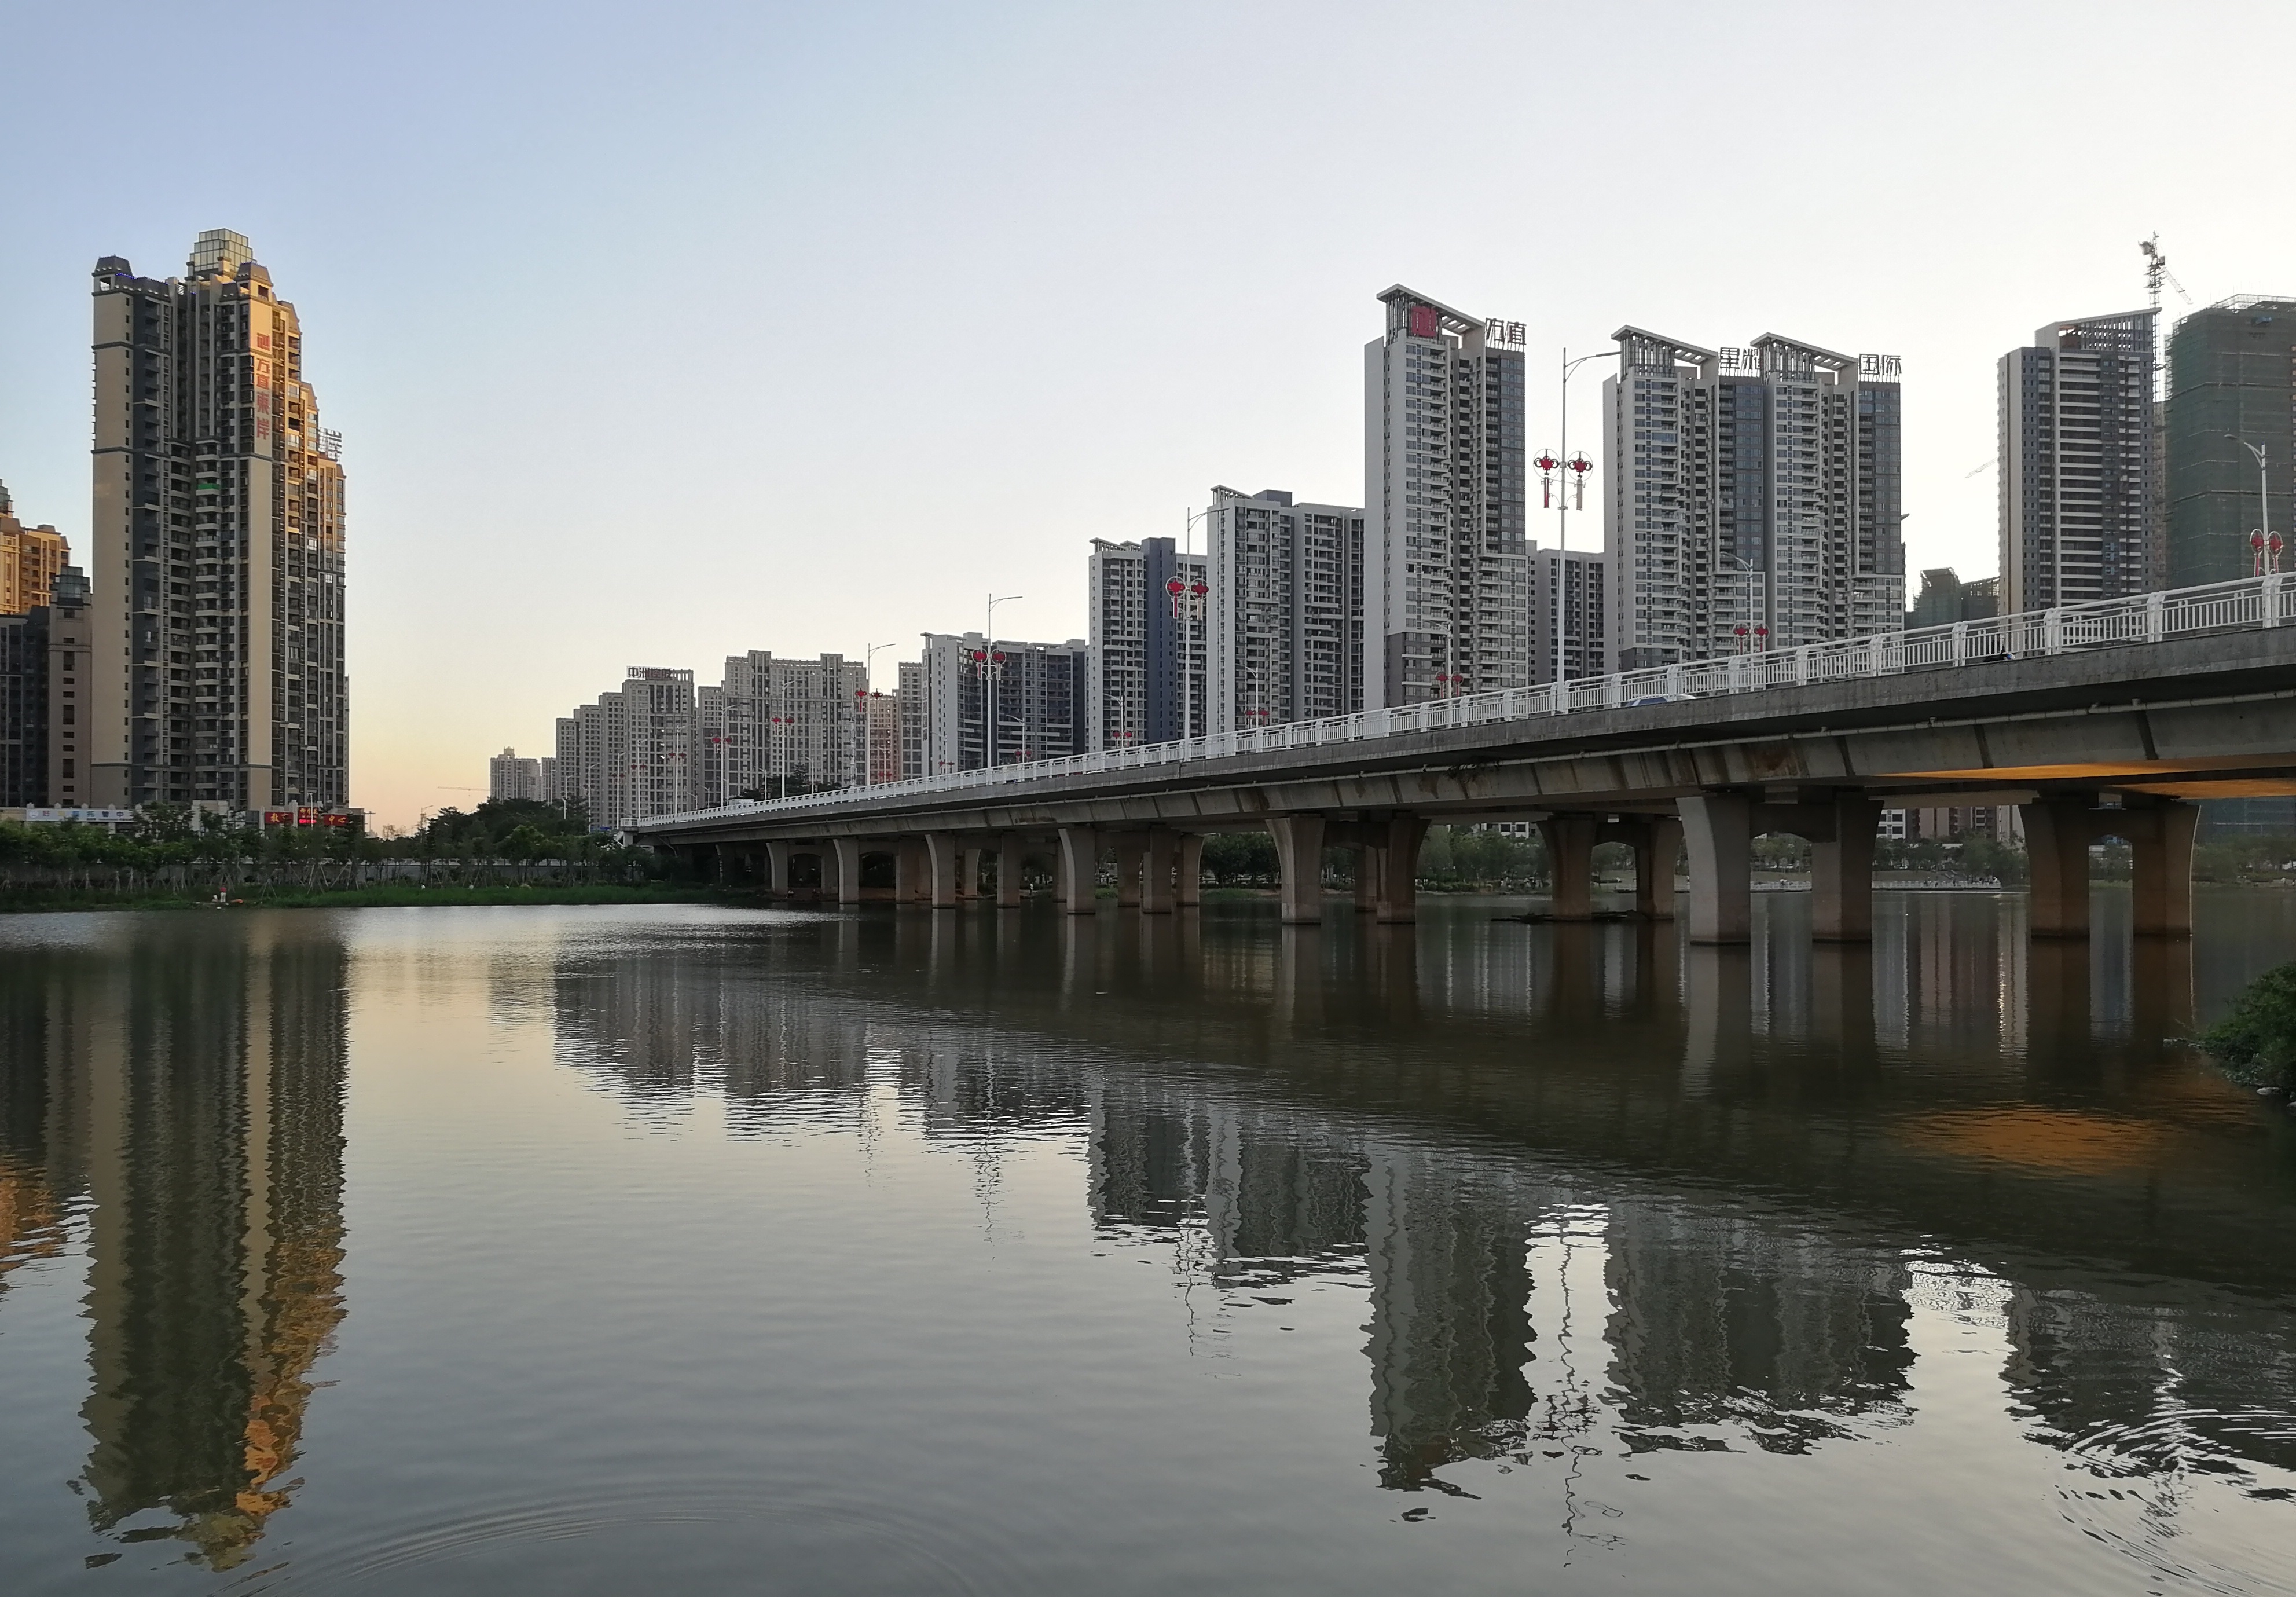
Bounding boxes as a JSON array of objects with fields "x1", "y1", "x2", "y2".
[
  {"x1": 89, "y1": 230, "x2": 347, "y2": 811},
  {"x1": 0, "y1": 481, "x2": 69, "y2": 616}
]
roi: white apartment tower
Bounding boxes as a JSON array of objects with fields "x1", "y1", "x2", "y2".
[
  {"x1": 1087, "y1": 536, "x2": 1208, "y2": 749},
  {"x1": 88, "y1": 230, "x2": 348, "y2": 811},
  {"x1": 1605, "y1": 328, "x2": 1905, "y2": 668},
  {"x1": 1528, "y1": 546, "x2": 1607, "y2": 684},
  {"x1": 2000, "y1": 309, "x2": 2158, "y2": 612},
  {"x1": 552, "y1": 666, "x2": 696, "y2": 826},
  {"x1": 1204, "y1": 488, "x2": 1365, "y2": 732},
  {"x1": 916, "y1": 633, "x2": 1087, "y2": 774},
  {"x1": 707, "y1": 651, "x2": 867, "y2": 802},
  {"x1": 1364, "y1": 287, "x2": 1531, "y2": 706}
]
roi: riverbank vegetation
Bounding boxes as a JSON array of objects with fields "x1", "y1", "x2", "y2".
[{"x1": 2199, "y1": 961, "x2": 2296, "y2": 1091}]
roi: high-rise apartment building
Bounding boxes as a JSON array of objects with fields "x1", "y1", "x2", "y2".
[
  {"x1": 1906, "y1": 567, "x2": 2000, "y2": 629},
  {"x1": 897, "y1": 660, "x2": 926, "y2": 781},
  {"x1": 488, "y1": 748, "x2": 545, "y2": 801},
  {"x1": 1364, "y1": 287, "x2": 1530, "y2": 706},
  {"x1": 1088, "y1": 535, "x2": 1209, "y2": 748},
  {"x1": 1999, "y1": 309, "x2": 2158, "y2": 611},
  {"x1": 1605, "y1": 328, "x2": 1904, "y2": 668},
  {"x1": 0, "y1": 482, "x2": 68, "y2": 616},
  {"x1": 2166, "y1": 295, "x2": 2296, "y2": 587},
  {"x1": 553, "y1": 666, "x2": 696, "y2": 826},
  {"x1": 862, "y1": 691, "x2": 901, "y2": 783},
  {"x1": 89, "y1": 230, "x2": 348, "y2": 812},
  {"x1": 1203, "y1": 488, "x2": 1365, "y2": 732},
  {"x1": 705, "y1": 651, "x2": 868, "y2": 802},
  {"x1": 915, "y1": 633, "x2": 1087, "y2": 774},
  {"x1": 1527, "y1": 545, "x2": 1607, "y2": 684}
]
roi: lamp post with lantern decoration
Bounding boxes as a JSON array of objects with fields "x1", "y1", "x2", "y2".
[{"x1": 1535, "y1": 347, "x2": 1620, "y2": 690}]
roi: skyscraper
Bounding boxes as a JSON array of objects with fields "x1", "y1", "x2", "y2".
[
  {"x1": 1202, "y1": 487, "x2": 1365, "y2": 732},
  {"x1": 0, "y1": 481, "x2": 68, "y2": 616},
  {"x1": 488, "y1": 748, "x2": 544, "y2": 801},
  {"x1": 1605, "y1": 328, "x2": 1904, "y2": 668},
  {"x1": 1527, "y1": 544, "x2": 1607, "y2": 684},
  {"x1": 706, "y1": 651, "x2": 868, "y2": 802},
  {"x1": 1364, "y1": 287, "x2": 1530, "y2": 707},
  {"x1": 1088, "y1": 534, "x2": 1209, "y2": 748},
  {"x1": 89, "y1": 231, "x2": 347, "y2": 812},
  {"x1": 2166, "y1": 294, "x2": 2296, "y2": 587},
  {"x1": 553, "y1": 666, "x2": 696, "y2": 825},
  {"x1": 1999, "y1": 309, "x2": 2158, "y2": 612}
]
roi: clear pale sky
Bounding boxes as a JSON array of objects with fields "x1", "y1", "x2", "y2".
[{"x1": 2, "y1": 1, "x2": 2288, "y2": 829}]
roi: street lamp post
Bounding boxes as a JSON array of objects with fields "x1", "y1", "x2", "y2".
[
  {"x1": 2225, "y1": 435, "x2": 2279, "y2": 573},
  {"x1": 1535, "y1": 346, "x2": 1621, "y2": 688},
  {"x1": 985, "y1": 594, "x2": 1021, "y2": 768},
  {"x1": 863, "y1": 642, "x2": 896, "y2": 785}
]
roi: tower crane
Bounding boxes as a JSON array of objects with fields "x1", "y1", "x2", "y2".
[{"x1": 2140, "y1": 235, "x2": 2194, "y2": 309}]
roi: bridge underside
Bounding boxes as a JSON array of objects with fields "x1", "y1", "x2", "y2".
[{"x1": 634, "y1": 629, "x2": 2296, "y2": 943}]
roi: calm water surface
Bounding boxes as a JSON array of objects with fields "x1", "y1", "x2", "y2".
[{"x1": 2, "y1": 891, "x2": 2294, "y2": 1594}]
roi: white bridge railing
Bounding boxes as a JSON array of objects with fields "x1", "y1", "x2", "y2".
[{"x1": 636, "y1": 573, "x2": 2292, "y2": 830}]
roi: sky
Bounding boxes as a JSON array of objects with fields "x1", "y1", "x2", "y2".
[{"x1": 2, "y1": 0, "x2": 2290, "y2": 830}]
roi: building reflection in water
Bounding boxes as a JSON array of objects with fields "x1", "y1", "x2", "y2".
[
  {"x1": 0, "y1": 924, "x2": 348, "y2": 1569},
  {"x1": 546, "y1": 895, "x2": 2296, "y2": 1517}
]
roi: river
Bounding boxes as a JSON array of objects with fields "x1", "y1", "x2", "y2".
[{"x1": 2, "y1": 889, "x2": 2293, "y2": 1594}]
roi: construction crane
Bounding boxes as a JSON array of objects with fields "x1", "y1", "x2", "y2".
[{"x1": 2140, "y1": 235, "x2": 2194, "y2": 309}]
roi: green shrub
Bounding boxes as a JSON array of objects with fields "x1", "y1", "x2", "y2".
[{"x1": 2199, "y1": 961, "x2": 2296, "y2": 1090}]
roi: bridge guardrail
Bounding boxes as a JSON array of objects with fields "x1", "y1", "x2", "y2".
[{"x1": 633, "y1": 572, "x2": 2292, "y2": 831}]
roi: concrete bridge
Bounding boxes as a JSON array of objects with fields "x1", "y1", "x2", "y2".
[{"x1": 630, "y1": 576, "x2": 2296, "y2": 943}]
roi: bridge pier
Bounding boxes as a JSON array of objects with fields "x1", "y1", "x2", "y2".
[
  {"x1": 1139, "y1": 828, "x2": 1176, "y2": 915},
  {"x1": 1267, "y1": 815, "x2": 1326, "y2": 924},
  {"x1": 1609, "y1": 814, "x2": 1682, "y2": 920},
  {"x1": 1799, "y1": 794, "x2": 1880, "y2": 943},
  {"x1": 993, "y1": 833, "x2": 1027, "y2": 908},
  {"x1": 1056, "y1": 825, "x2": 1098, "y2": 914},
  {"x1": 2022, "y1": 795, "x2": 2198, "y2": 939},
  {"x1": 924, "y1": 832, "x2": 963, "y2": 909},
  {"x1": 1538, "y1": 814, "x2": 1600, "y2": 921},
  {"x1": 1354, "y1": 843, "x2": 1382, "y2": 914},
  {"x1": 761, "y1": 840, "x2": 791, "y2": 900},
  {"x1": 1679, "y1": 793, "x2": 1754, "y2": 944},
  {"x1": 1175, "y1": 833, "x2": 1204, "y2": 909},
  {"x1": 1111, "y1": 833, "x2": 1143, "y2": 907},
  {"x1": 829, "y1": 837, "x2": 864, "y2": 906},
  {"x1": 1374, "y1": 814, "x2": 1428, "y2": 923},
  {"x1": 895, "y1": 837, "x2": 928, "y2": 903}
]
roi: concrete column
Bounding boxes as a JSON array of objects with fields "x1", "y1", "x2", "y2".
[
  {"x1": 895, "y1": 837, "x2": 928, "y2": 903},
  {"x1": 1354, "y1": 845, "x2": 1382, "y2": 914},
  {"x1": 1679, "y1": 793, "x2": 1754, "y2": 944},
  {"x1": 1810, "y1": 796, "x2": 1880, "y2": 943},
  {"x1": 1174, "y1": 834, "x2": 1204, "y2": 909},
  {"x1": 1266, "y1": 814, "x2": 1327, "y2": 925},
  {"x1": 2130, "y1": 801, "x2": 2199, "y2": 937},
  {"x1": 958, "y1": 845, "x2": 984, "y2": 900},
  {"x1": 762, "y1": 840, "x2": 790, "y2": 898},
  {"x1": 2021, "y1": 799, "x2": 2092, "y2": 939},
  {"x1": 1376, "y1": 815, "x2": 1428, "y2": 924},
  {"x1": 1113, "y1": 834, "x2": 1144, "y2": 908},
  {"x1": 1632, "y1": 815, "x2": 1682, "y2": 920},
  {"x1": 923, "y1": 832, "x2": 963, "y2": 910},
  {"x1": 1139, "y1": 828, "x2": 1175, "y2": 914},
  {"x1": 830, "y1": 837, "x2": 864, "y2": 906},
  {"x1": 1538, "y1": 813, "x2": 1600, "y2": 921},
  {"x1": 995, "y1": 834, "x2": 1026, "y2": 909},
  {"x1": 1055, "y1": 826, "x2": 1098, "y2": 914}
]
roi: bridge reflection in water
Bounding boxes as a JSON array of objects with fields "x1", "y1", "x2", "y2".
[{"x1": 546, "y1": 893, "x2": 2296, "y2": 1512}]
